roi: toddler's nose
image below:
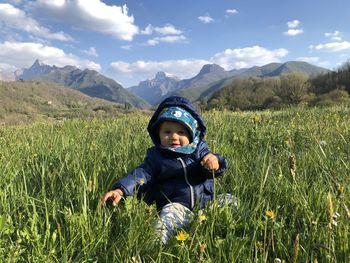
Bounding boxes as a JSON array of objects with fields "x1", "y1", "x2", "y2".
[{"x1": 171, "y1": 133, "x2": 179, "y2": 140}]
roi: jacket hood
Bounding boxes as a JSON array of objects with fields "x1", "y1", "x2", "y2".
[{"x1": 147, "y1": 96, "x2": 206, "y2": 146}]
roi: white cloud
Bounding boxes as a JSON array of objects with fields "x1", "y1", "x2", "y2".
[
  {"x1": 296, "y1": 56, "x2": 330, "y2": 68},
  {"x1": 0, "y1": 41, "x2": 100, "y2": 76},
  {"x1": 310, "y1": 41, "x2": 350, "y2": 52},
  {"x1": 0, "y1": 62, "x2": 17, "y2": 80},
  {"x1": 287, "y1": 20, "x2": 300, "y2": 28},
  {"x1": 325, "y1": 30, "x2": 343, "y2": 41},
  {"x1": 146, "y1": 35, "x2": 187, "y2": 46},
  {"x1": 28, "y1": 0, "x2": 139, "y2": 41},
  {"x1": 141, "y1": 24, "x2": 185, "y2": 46},
  {"x1": 141, "y1": 24, "x2": 182, "y2": 35},
  {"x1": 210, "y1": 46, "x2": 288, "y2": 69},
  {"x1": 146, "y1": 39, "x2": 158, "y2": 46},
  {"x1": 120, "y1": 45, "x2": 132, "y2": 50},
  {"x1": 226, "y1": 9, "x2": 238, "y2": 15},
  {"x1": 296, "y1": 56, "x2": 320, "y2": 63},
  {"x1": 284, "y1": 29, "x2": 303, "y2": 36},
  {"x1": 82, "y1": 47, "x2": 98, "y2": 57},
  {"x1": 141, "y1": 24, "x2": 154, "y2": 35},
  {"x1": 0, "y1": 3, "x2": 73, "y2": 41},
  {"x1": 284, "y1": 20, "x2": 303, "y2": 36},
  {"x1": 108, "y1": 59, "x2": 209, "y2": 87},
  {"x1": 198, "y1": 15, "x2": 214, "y2": 24}
]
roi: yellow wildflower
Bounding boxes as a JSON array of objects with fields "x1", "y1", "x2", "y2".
[
  {"x1": 266, "y1": 210, "x2": 276, "y2": 219},
  {"x1": 139, "y1": 179, "x2": 145, "y2": 186},
  {"x1": 198, "y1": 214, "x2": 207, "y2": 223},
  {"x1": 175, "y1": 230, "x2": 189, "y2": 242}
]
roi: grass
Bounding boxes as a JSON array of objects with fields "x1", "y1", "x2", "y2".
[{"x1": 0, "y1": 107, "x2": 349, "y2": 262}]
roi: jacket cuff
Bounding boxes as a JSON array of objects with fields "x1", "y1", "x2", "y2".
[
  {"x1": 216, "y1": 154, "x2": 228, "y2": 171},
  {"x1": 202, "y1": 154, "x2": 227, "y2": 178},
  {"x1": 111, "y1": 183, "x2": 129, "y2": 196}
]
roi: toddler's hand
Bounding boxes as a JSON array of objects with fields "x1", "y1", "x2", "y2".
[
  {"x1": 101, "y1": 189, "x2": 124, "y2": 207},
  {"x1": 201, "y1": 153, "x2": 219, "y2": 171}
]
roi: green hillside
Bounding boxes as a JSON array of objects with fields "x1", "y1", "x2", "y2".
[
  {"x1": 0, "y1": 80, "x2": 134, "y2": 125},
  {"x1": 267, "y1": 61, "x2": 330, "y2": 77}
]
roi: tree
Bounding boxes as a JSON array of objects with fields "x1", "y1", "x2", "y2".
[{"x1": 277, "y1": 73, "x2": 310, "y2": 104}]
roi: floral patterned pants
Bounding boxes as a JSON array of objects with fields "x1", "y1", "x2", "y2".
[{"x1": 155, "y1": 193, "x2": 237, "y2": 244}]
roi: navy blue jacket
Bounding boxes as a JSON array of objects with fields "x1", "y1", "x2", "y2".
[{"x1": 112, "y1": 96, "x2": 227, "y2": 210}]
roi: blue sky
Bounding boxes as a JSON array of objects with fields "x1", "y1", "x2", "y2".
[{"x1": 0, "y1": 0, "x2": 349, "y2": 87}]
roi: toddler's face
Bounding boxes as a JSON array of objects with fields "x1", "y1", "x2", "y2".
[{"x1": 159, "y1": 121, "x2": 190, "y2": 148}]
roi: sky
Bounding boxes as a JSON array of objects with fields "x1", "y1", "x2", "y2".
[{"x1": 0, "y1": 0, "x2": 350, "y2": 88}]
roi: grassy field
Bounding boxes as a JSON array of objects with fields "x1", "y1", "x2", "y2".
[{"x1": 0, "y1": 106, "x2": 349, "y2": 262}]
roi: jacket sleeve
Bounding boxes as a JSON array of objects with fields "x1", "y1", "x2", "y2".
[
  {"x1": 111, "y1": 148, "x2": 157, "y2": 197},
  {"x1": 198, "y1": 141, "x2": 228, "y2": 178}
]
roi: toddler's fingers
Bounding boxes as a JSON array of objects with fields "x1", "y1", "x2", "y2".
[
  {"x1": 112, "y1": 195, "x2": 122, "y2": 206},
  {"x1": 201, "y1": 154, "x2": 211, "y2": 165},
  {"x1": 204, "y1": 158, "x2": 219, "y2": 170},
  {"x1": 101, "y1": 192, "x2": 111, "y2": 205},
  {"x1": 101, "y1": 191, "x2": 117, "y2": 204}
]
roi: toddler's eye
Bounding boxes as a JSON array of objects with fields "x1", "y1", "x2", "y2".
[{"x1": 178, "y1": 130, "x2": 186, "y2": 135}]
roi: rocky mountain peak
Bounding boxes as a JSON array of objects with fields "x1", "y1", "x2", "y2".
[
  {"x1": 155, "y1": 71, "x2": 179, "y2": 81},
  {"x1": 32, "y1": 59, "x2": 45, "y2": 68},
  {"x1": 15, "y1": 59, "x2": 52, "y2": 80},
  {"x1": 199, "y1": 64, "x2": 225, "y2": 75},
  {"x1": 155, "y1": 71, "x2": 166, "y2": 80}
]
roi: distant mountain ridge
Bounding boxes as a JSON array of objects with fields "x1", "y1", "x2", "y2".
[
  {"x1": 15, "y1": 60, "x2": 150, "y2": 109},
  {"x1": 196, "y1": 61, "x2": 331, "y2": 101},
  {"x1": 14, "y1": 60, "x2": 331, "y2": 108},
  {"x1": 238, "y1": 61, "x2": 329, "y2": 78},
  {"x1": 129, "y1": 64, "x2": 239, "y2": 105},
  {"x1": 128, "y1": 61, "x2": 330, "y2": 105}
]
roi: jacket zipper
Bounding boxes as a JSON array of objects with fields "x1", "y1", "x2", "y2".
[{"x1": 177, "y1": 157, "x2": 194, "y2": 209}]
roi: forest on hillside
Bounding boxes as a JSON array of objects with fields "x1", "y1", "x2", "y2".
[{"x1": 203, "y1": 61, "x2": 350, "y2": 110}]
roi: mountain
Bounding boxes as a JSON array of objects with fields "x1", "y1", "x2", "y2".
[
  {"x1": 177, "y1": 64, "x2": 233, "y2": 90},
  {"x1": 128, "y1": 71, "x2": 180, "y2": 105},
  {"x1": 128, "y1": 61, "x2": 329, "y2": 106},
  {"x1": 238, "y1": 61, "x2": 329, "y2": 78},
  {"x1": 15, "y1": 60, "x2": 150, "y2": 108},
  {"x1": 0, "y1": 80, "x2": 130, "y2": 125},
  {"x1": 197, "y1": 61, "x2": 331, "y2": 102},
  {"x1": 14, "y1": 60, "x2": 331, "y2": 108},
  {"x1": 166, "y1": 64, "x2": 237, "y2": 102},
  {"x1": 14, "y1": 59, "x2": 52, "y2": 79},
  {"x1": 129, "y1": 64, "x2": 237, "y2": 105},
  {"x1": 267, "y1": 61, "x2": 330, "y2": 77}
]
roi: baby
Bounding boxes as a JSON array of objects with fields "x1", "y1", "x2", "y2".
[{"x1": 102, "y1": 96, "x2": 229, "y2": 243}]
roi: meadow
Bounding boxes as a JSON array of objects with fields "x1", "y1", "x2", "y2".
[{"x1": 0, "y1": 106, "x2": 349, "y2": 262}]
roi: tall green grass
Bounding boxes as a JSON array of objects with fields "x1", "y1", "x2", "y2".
[{"x1": 0, "y1": 107, "x2": 349, "y2": 262}]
